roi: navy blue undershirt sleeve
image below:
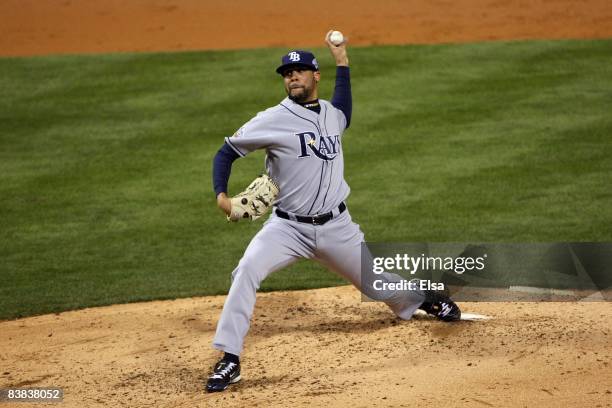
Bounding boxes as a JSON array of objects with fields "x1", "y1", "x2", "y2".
[
  {"x1": 213, "y1": 143, "x2": 241, "y2": 196},
  {"x1": 330, "y1": 66, "x2": 352, "y2": 128}
]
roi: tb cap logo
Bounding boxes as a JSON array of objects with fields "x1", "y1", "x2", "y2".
[
  {"x1": 276, "y1": 50, "x2": 319, "y2": 74},
  {"x1": 288, "y1": 52, "x2": 301, "y2": 62}
]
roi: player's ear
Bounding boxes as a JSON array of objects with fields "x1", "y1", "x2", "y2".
[{"x1": 314, "y1": 71, "x2": 321, "y2": 82}]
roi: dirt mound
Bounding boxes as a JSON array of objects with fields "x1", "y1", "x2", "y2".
[
  {"x1": 1, "y1": 286, "x2": 610, "y2": 407},
  {"x1": 2, "y1": 0, "x2": 612, "y2": 57}
]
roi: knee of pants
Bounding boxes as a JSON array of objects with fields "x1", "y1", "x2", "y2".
[{"x1": 230, "y1": 260, "x2": 267, "y2": 291}]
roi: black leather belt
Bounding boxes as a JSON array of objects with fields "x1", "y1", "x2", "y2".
[{"x1": 275, "y1": 202, "x2": 346, "y2": 225}]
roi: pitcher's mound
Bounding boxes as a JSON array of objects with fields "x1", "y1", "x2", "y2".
[{"x1": 1, "y1": 285, "x2": 610, "y2": 407}]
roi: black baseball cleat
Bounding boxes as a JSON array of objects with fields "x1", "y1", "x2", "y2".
[
  {"x1": 205, "y1": 358, "x2": 241, "y2": 392},
  {"x1": 419, "y1": 291, "x2": 461, "y2": 322}
]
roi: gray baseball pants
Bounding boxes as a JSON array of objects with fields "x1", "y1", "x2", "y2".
[{"x1": 212, "y1": 209, "x2": 425, "y2": 356}]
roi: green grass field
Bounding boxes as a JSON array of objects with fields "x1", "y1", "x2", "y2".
[{"x1": 1, "y1": 39, "x2": 611, "y2": 319}]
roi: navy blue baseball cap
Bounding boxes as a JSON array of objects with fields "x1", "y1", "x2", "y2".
[{"x1": 275, "y1": 50, "x2": 319, "y2": 75}]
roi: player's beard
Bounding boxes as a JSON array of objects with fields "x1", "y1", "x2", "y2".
[{"x1": 287, "y1": 82, "x2": 315, "y2": 104}]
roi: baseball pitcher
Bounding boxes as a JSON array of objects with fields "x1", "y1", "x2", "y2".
[{"x1": 206, "y1": 30, "x2": 461, "y2": 392}]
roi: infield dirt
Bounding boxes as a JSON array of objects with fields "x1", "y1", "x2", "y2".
[
  {"x1": 1, "y1": 1, "x2": 611, "y2": 406},
  {"x1": 1, "y1": 286, "x2": 611, "y2": 407}
]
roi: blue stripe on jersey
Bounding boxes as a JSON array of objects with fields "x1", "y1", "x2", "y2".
[
  {"x1": 279, "y1": 103, "x2": 322, "y2": 136},
  {"x1": 318, "y1": 160, "x2": 334, "y2": 213},
  {"x1": 307, "y1": 161, "x2": 326, "y2": 215},
  {"x1": 320, "y1": 103, "x2": 329, "y2": 136},
  {"x1": 315, "y1": 103, "x2": 332, "y2": 212},
  {"x1": 224, "y1": 137, "x2": 246, "y2": 157}
]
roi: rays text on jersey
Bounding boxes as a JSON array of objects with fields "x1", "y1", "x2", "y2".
[{"x1": 296, "y1": 132, "x2": 340, "y2": 160}]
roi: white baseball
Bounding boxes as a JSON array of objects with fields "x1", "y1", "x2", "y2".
[{"x1": 329, "y1": 30, "x2": 344, "y2": 46}]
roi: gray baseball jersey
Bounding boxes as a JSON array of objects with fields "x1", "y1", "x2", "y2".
[
  {"x1": 224, "y1": 97, "x2": 349, "y2": 215},
  {"x1": 212, "y1": 96, "x2": 426, "y2": 357}
]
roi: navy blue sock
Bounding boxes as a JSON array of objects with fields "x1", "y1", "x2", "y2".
[{"x1": 223, "y1": 352, "x2": 240, "y2": 364}]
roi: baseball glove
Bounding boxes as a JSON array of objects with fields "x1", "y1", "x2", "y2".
[{"x1": 227, "y1": 174, "x2": 279, "y2": 222}]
